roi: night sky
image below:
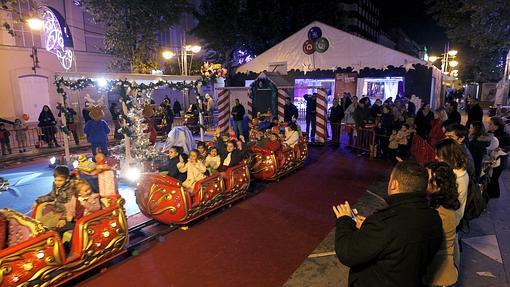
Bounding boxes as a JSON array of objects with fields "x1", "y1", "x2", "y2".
[{"x1": 375, "y1": 0, "x2": 449, "y2": 55}]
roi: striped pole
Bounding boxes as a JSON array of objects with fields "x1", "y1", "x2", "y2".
[
  {"x1": 247, "y1": 89, "x2": 253, "y2": 118},
  {"x1": 277, "y1": 88, "x2": 287, "y2": 121},
  {"x1": 217, "y1": 89, "x2": 230, "y2": 133},
  {"x1": 316, "y1": 88, "x2": 327, "y2": 143}
]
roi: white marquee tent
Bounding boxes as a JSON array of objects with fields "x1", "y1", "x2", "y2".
[{"x1": 237, "y1": 21, "x2": 425, "y2": 74}]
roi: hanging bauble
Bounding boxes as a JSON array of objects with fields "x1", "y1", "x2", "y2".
[
  {"x1": 308, "y1": 27, "x2": 322, "y2": 41},
  {"x1": 303, "y1": 40, "x2": 315, "y2": 55},
  {"x1": 315, "y1": 37, "x2": 329, "y2": 53}
]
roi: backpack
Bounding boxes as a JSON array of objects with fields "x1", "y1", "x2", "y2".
[{"x1": 463, "y1": 178, "x2": 487, "y2": 220}]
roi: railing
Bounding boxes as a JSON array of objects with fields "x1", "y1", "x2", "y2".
[
  {"x1": 338, "y1": 124, "x2": 377, "y2": 158},
  {"x1": 0, "y1": 115, "x2": 218, "y2": 156}
]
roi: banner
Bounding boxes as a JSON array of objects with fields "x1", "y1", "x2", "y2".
[{"x1": 335, "y1": 73, "x2": 357, "y2": 99}]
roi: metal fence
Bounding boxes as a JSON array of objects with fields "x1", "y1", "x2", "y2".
[{"x1": 0, "y1": 115, "x2": 218, "y2": 156}]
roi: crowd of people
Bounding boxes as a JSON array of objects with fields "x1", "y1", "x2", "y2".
[{"x1": 331, "y1": 94, "x2": 510, "y2": 286}]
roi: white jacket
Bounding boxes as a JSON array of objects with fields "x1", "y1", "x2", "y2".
[
  {"x1": 453, "y1": 168, "x2": 469, "y2": 226},
  {"x1": 177, "y1": 161, "x2": 207, "y2": 190},
  {"x1": 284, "y1": 129, "x2": 299, "y2": 147}
]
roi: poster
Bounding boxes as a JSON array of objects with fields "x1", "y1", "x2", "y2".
[
  {"x1": 335, "y1": 73, "x2": 357, "y2": 100},
  {"x1": 481, "y1": 83, "x2": 497, "y2": 103}
]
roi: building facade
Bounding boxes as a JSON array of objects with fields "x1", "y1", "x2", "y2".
[
  {"x1": 0, "y1": 0, "x2": 111, "y2": 121},
  {"x1": 339, "y1": 0, "x2": 380, "y2": 42}
]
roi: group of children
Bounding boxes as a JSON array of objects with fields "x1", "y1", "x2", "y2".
[
  {"x1": 387, "y1": 123, "x2": 415, "y2": 162},
  {"x1": 34, "y1": 152, "x2": 109, "y2": 235},
  {"x1": 165, "y1": 128, "x2": 250, "y2": 192},
  {"x1": 249, "y1": 117, "x2": 301, "y2": 151},
  {"x1": 0, "y1": 119, "x2": 28, "y2": 155}
]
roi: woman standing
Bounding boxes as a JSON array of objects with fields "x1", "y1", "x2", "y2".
[
  {"x1": 415, "y1": 103, "x2": 434, "y2": 140},
  {"x1": 468, "y1": 121, "x2": 491, "y2": 182},
  {"x1": 435, "y1": 138, "x2": 469, "y2": 224},
  {"x1": 428, "y1": 108, "x2": 448, "y2": 147},
  {"x1": 423, "y1": 162, "x2": 460, "y2": 287},
  {"x1": 487, "y1": 117, "x2": 510, "y2": 198},
  {"x1": 38, "y1": 105, "x2": 59, "y2": 148}
]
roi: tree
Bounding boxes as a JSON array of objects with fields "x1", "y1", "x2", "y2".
[
  {"x1": 78, "y1": 0, "x2": 188, "y2": 73},
  {"x1": 427, "y1": 0, "x2": 510, "y2": 82},
  {"x1": 192, "y1": 0, "x2": 346, "y2": 72},
  {"x1": 1, "y1": 0, "x2": 37, "y2": 36}
]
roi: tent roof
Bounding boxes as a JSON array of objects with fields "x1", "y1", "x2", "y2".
[
  {"x1": 253, "y1": 72, "x2": 293, "y2": 87},
  {"x1": 237, "y1": 21, "x2": 425, "y2": 74}
]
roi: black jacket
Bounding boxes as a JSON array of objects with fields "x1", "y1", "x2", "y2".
[
  {"x1": 380, "y1": 112, "x2": 394, "y2": 134},
  {"x1": 415, "y1": 109, "x2": 434, "y2": 139},
  {"x1": 231, "y1": 104, "x2": 245, "y2": 121},
  {"x1": 167, "y1": 154, "x2": 187, "y2": 182},
  {"x1": 466, "y1": 104, "x2": 483, "y2": 128},
  {"x1": 284, "y1": 103, "x2": 299, "y2": 122},
  {"x1": 82, "y1": 108, "x2": 92, "y2": 122},
  {"x1": 304, "y1": 94, "x2": 317, "y2": 115},
  {"x1": 329, "y1": 105, "x2": 345, "y2": 123},
  {"x1": 468, "y1": 137, "x2": 490, "y2": 181},
  {"x1": 335, "y1": 192, "x2": 443, "y2": 287},
  {"x1": 448, "y1": 110, "x2": 461, "y2": 124},
  {"x1": 217, "y1": 139, "x2": 247, "y2": 167},
  {"x1": 353, "y1": 106, "x2": 371, "y2": 127},
  {"x1": 407, "y1": 101, "x2": 416, "y2": 116}
]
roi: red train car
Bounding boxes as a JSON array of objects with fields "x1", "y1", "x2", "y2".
[{"x1": 135, "y1": 162, "x2": 250, "y2": 225}]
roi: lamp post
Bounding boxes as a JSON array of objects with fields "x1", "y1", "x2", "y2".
[{"x1": 161, "y1": 44, "x2": 201, "y2": 76}]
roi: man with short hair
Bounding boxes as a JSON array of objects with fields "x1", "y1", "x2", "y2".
[
  {"x1": 329, "y1": 98, "x2": 344, "y2": 147},
  {"x1": 444, "y1": 123, "x2": 476, "y2": 181},
  {"x1": 231, "y1": 99, "x2": 245, "y2": 138},
  {"x1": 304, "y1": 93, "x2": 317, "y2": 142},
  {"x1": 283, "y1": 96, "x2": 298, "y2": 123},
  {"x1": 333, "y1": 161, "x2": 443, "y2": 287}
]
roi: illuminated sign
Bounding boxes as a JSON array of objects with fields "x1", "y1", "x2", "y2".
[{"x1": 40, "y1": 6, "x2": 74, "y2": 70}]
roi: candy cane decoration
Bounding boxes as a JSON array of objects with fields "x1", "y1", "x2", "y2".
[
  {"x1": 217, "y1": 88, "x2": 230, "y2": 133},
  {"x1": 247, "y1": 89, "x2": 253, "y2": 118},
  {"x1": 277, "y1": 88, "x2": 287, "y2": 121},
  {"x1": 316, "y1": 88, "x2": 327, "y2": 143}
]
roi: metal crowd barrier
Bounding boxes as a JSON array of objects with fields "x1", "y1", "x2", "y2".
[{"x1": 338, "y1": 123, "x2": 377, "y2": 158}]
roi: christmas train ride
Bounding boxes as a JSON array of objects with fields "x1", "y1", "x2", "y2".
[{"x1": 7, "y1": 128, "x2": 308, "y2": 286}]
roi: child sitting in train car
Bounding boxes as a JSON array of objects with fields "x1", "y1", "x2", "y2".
[
  {"x1": 177, "y1": 149, "x2": 207, "y2": 192},
  {"x1": 167, "y1": 146, "x2": 187, "y2": 182},
  {"x1": 196, "y1": 141, "x2": 208, "y2": 159},
  {"x1": 74, "y1": 179, "x2": 101, "y2": 217},
  {"x1": 262, "y1": 128, "x2": 282, "y2": 152},
  {"x1": 35, "y1": 166, "x2": 76, "y2": 232},
  {"x1": 205, "y1": 147, "x2": 221, "y2": 174},
  {"x1": 283, "y1": 123, "x2": 300, "y2": 148}
]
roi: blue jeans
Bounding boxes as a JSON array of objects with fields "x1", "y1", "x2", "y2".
[
  {"x1": 91, "y1": 142, "x2": 109, "y2": 156},
  {"x1": 233, "y1": 120, "x2": 243, "y2": 138}
]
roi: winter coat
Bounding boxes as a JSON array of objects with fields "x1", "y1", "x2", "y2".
[
  {"x1": 173, "y1": 101, "x2": 182, "y2": 116},
  {"x1": 466, "y1": 104, "x2": 483, "y2": 128},
  {"x1": 177, "y1": 160, "x2": 206, "y2": 191},
  {"x1": 380, "y1": 112, "x2": 394, "y2": 135},
  {"x1": 84, "y1": 120, "x2": 110, "y2": 144},
  {"x1": 0, "y1": 129, "x2": 10, "y2": 143},
  {"x1": 205, "y1": 155, "x2": 221, "y2": 174},
  {"x1": 428, "y1": 118, "x2": 445, "y2": 147},
  {"x1": 36, "y1": 180, "x2": 76, "y2": 218},
  {"x1": 284, "y1": 103, "x2": 299, "y2": 123},
  {"x1": 284, "y1": 129, "x2": 299, "y2": 148},
  {"x1": 415, "y1": 109, "x2": 434, "y2": 139},
  {"x1": 448, "y1": 110, "x2": 461, "y2": 124},
  {"x1": 217, "y1": 139, "x2": 247, "y2": 168},
  {"x1": 423, "y1": 206, "x2": 458, "y2": 286},
  {"x1": 407, "y1": 101, "x2": 416, "y2": 116},
  {"x1": 468, "y1": 136, "x2": 491, "y2": 181},
  {"x1": 13, "y1": 123, "x2": 27, "y2": 142},
  {"x1": 335, "y1": 192, "x2": 443, "y2": 287},
  {"x1": 167, "y1": 155, "x2": 187, "y2": 182},
  {"x1": 329, "y1": 104, "x2": 345, "y2": 124},
  {"x1": 38, "y1": 108, "x2": 57, "y2": 131},
  {"x1": 231, "y1": 104, "x2": 245, "y2": 121},
  {"x1": 304, "y1": 94, "x2": 317, "y2": 116},
  {"x1": 453, "y1": 168, "x2": 469, "y2": 226},
  {"x1": 353, "y1": 106, "x2": 371, "y2": 127},
  {"x1": 345, "y1": 104, "x2": 357, "y2": 124}
]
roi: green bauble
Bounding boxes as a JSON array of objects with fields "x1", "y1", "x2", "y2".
[{"x1": 315, "y1": 37, "x2": 329, "y2": 53}]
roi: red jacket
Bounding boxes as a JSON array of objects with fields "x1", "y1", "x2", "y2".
[{"x1": 427, "y1": 119, "x2": 445, "y2": 147}]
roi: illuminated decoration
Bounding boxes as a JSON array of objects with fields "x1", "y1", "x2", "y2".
[
  {"x1": 40, "y1": 6, "x2": 74, "y2": 71},
  {"x1": 236, "y1": 50, "x2": 255, "y2": 65}
]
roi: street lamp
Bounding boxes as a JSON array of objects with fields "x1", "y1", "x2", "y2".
[
  {"x1": 162, "y1": 50, "x2": 175, "y2": 60},
  {"x1": 449, "y1": 60, "x2": 459, "y2": 68},
  {"x1": 26, "y1": 17, "x2": 43, "y2": 31},
  {"x1": 447, "y1": 50, "x2": 458, "y2": 57},
  {"x1": 428, "y1": 55, "x2": 438, "y2": 62}
]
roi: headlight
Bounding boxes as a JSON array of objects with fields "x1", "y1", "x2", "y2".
[
  {"x1": 125, "y1": 167, "x2": 141, "y2": 182},
  {"x1": 50, "y1": 157, "x2": 56, "y2": 165}
]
